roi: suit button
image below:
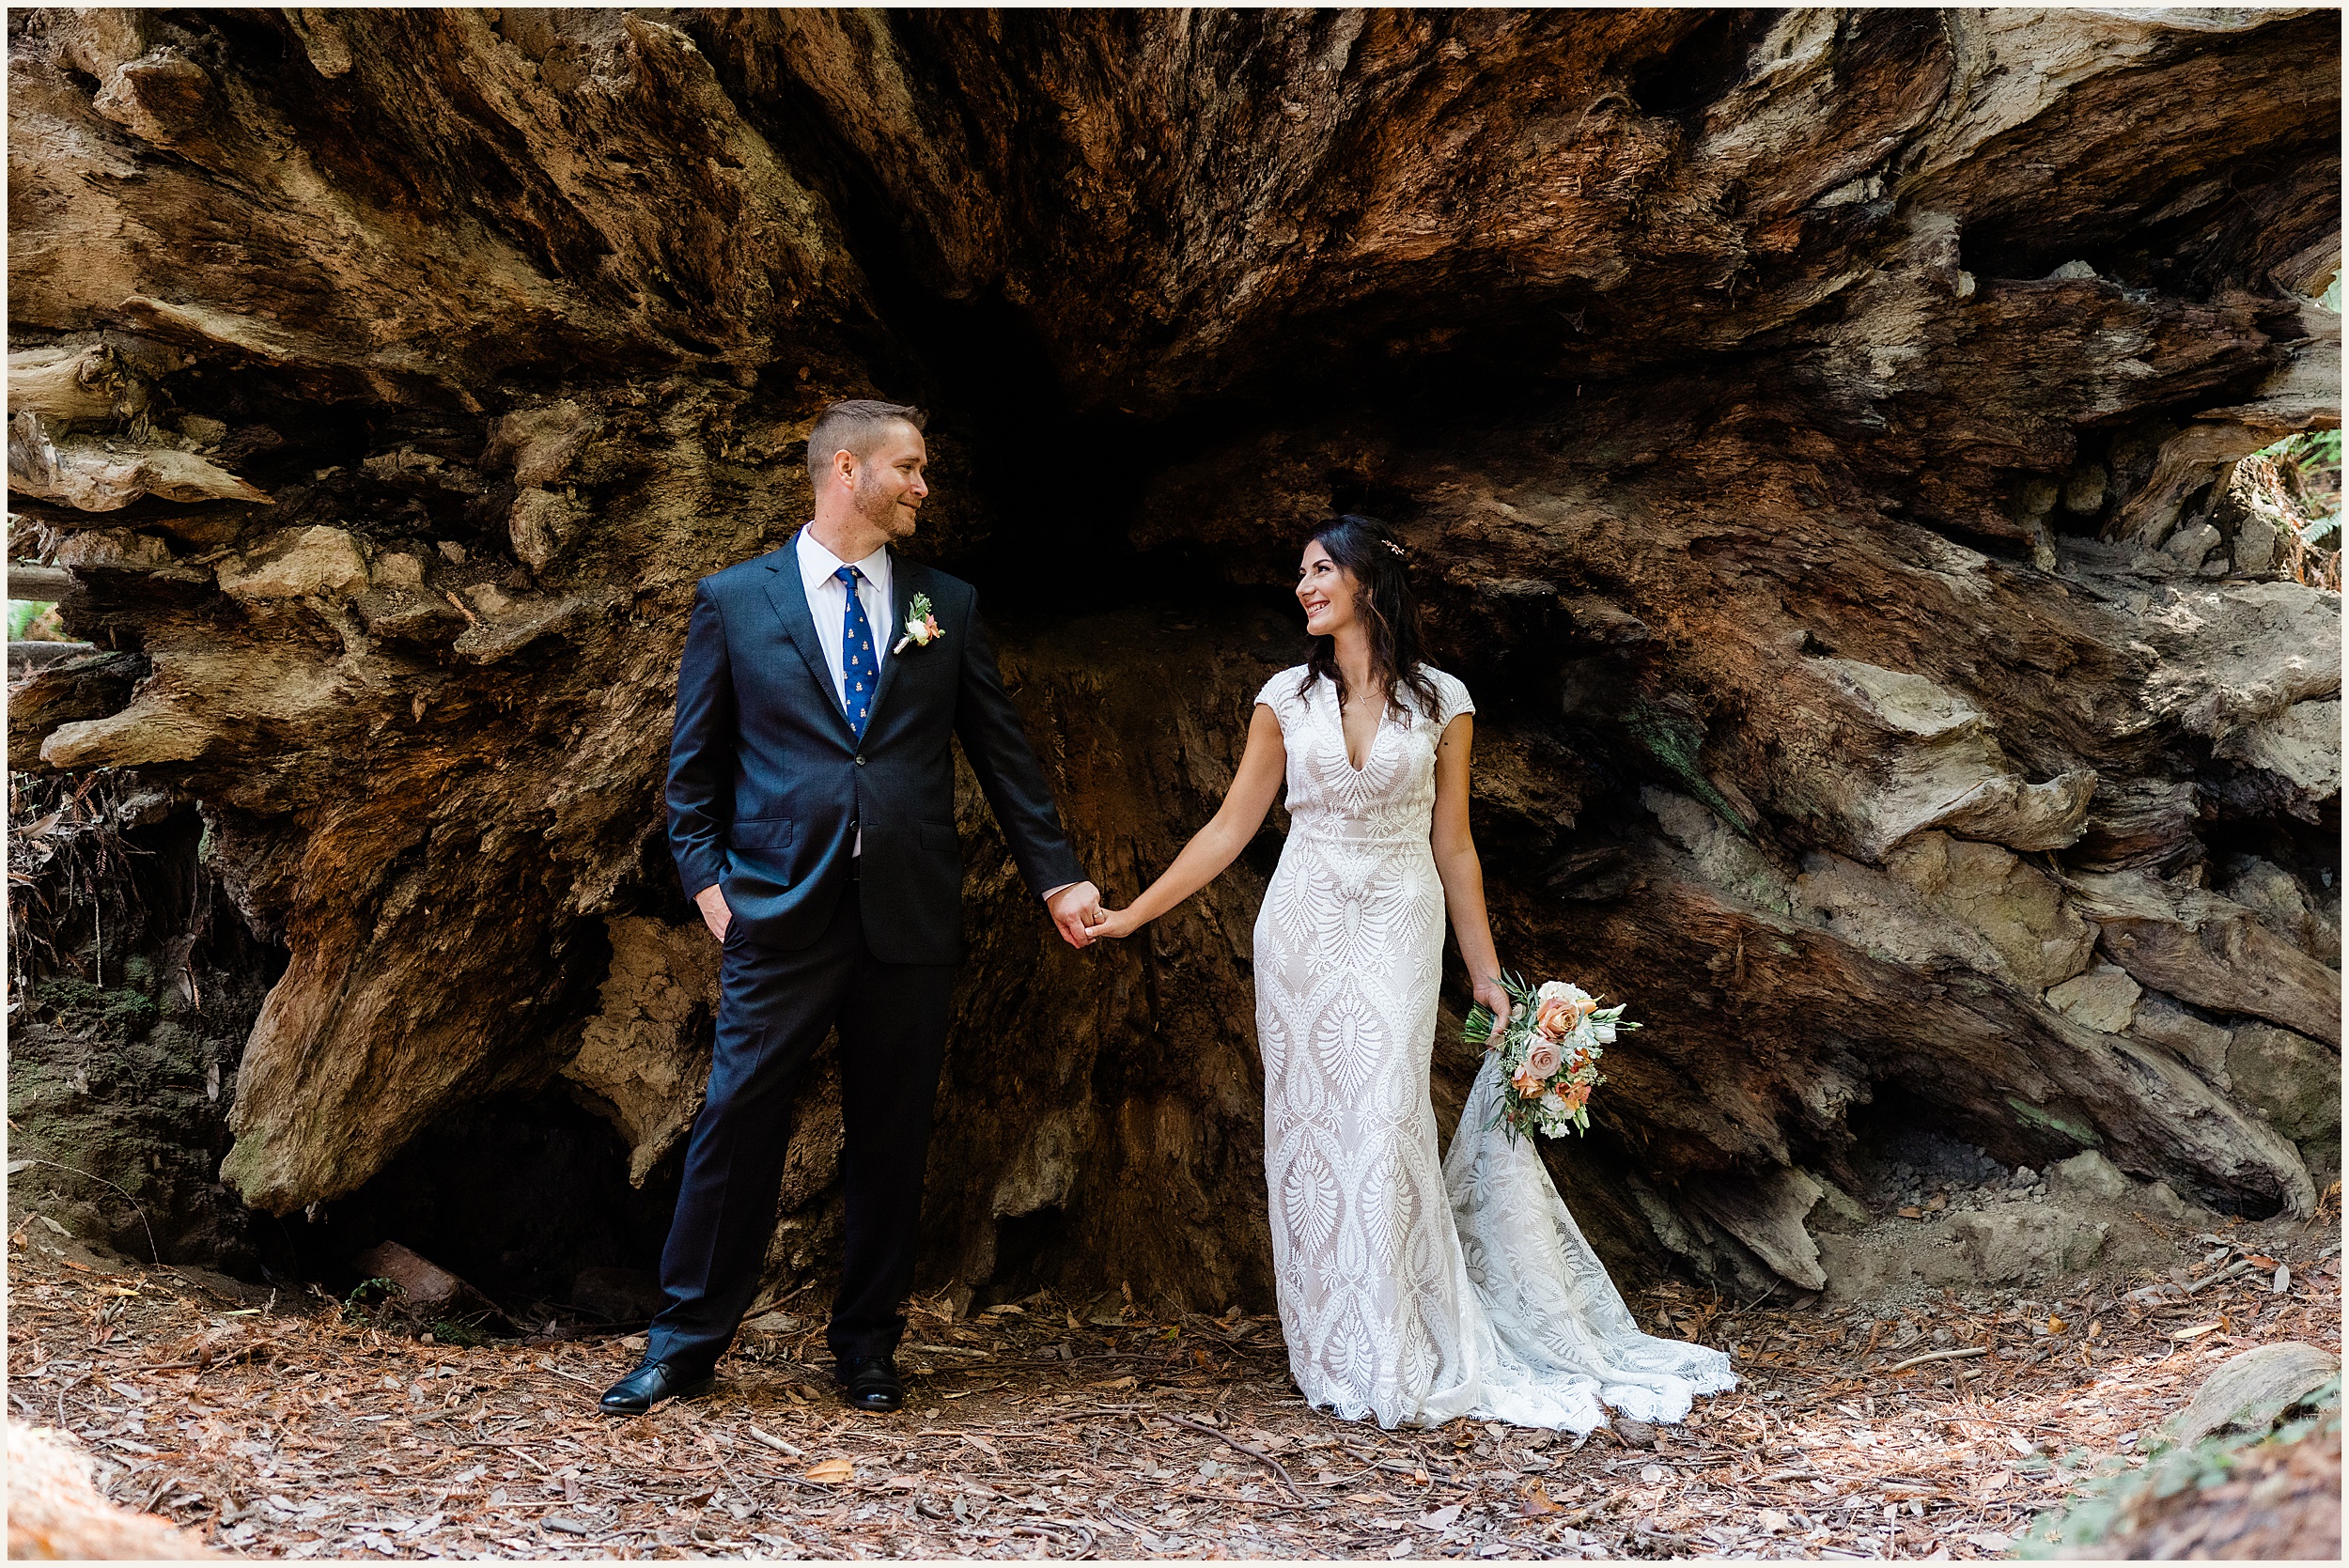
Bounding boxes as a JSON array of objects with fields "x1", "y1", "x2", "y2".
[{"x1": 854, "y1": 755, "x2": 866, "y2": 766}]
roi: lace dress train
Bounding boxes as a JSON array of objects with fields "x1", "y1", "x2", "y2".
[{"x1": 1252, "y1": 665, "x2": 1734, "y2": 1431}]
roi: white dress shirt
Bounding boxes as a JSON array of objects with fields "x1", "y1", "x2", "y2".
[{"x1": 796, "y1": 525, "x2": 895, "y2": 707}]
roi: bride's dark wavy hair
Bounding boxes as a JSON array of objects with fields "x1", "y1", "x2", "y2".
[{"x1": 1299, "y1": 514, "x2": 1440, "y2": 722}]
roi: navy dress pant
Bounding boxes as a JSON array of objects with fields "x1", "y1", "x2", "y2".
[{"x1": 645, "y1": 877, "x2": 956, "y2": 1374}]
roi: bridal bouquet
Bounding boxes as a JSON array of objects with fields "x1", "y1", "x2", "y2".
[{"x1": 1464, "y1": 975, "x2": 1637, "y2": 1142}]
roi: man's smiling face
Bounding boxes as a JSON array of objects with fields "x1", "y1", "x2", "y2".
[{"x1": 850, "y1": 421, "x2": 929, "y2": 542}]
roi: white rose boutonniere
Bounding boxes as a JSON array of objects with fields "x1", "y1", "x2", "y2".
[{"x1": 892, "y1": 592, "x2": 943, "y2": 656}]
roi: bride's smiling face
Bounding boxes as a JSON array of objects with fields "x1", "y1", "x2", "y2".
[{"x1": 1297, "y1": 541, "x2": 1358, "y2": 637}]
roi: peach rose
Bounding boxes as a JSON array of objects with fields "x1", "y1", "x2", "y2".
[
  {"x1": 1511, "y1": 1065, "x2": 1549, "y2": 1098},
  {"x1": 1534, "y1": 983, "x2": 1598, "y2": 1036}
]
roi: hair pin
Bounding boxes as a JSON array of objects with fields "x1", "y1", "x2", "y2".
[{"x1": 1382, "y1": 538, "x2": 1408, "y2": 558}]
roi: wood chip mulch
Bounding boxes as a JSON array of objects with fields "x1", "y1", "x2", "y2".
[{"x1": 7, "y1": 1210, "x2": 2340, "y2": 1560}]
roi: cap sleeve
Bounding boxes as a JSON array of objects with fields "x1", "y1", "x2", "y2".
[
  {"x1": 1254, "y1": 666, "x2": 1310, "y2": 736},
  {"x1": 1430, "y1": 669, "x2": 1475, "y2": 730}
]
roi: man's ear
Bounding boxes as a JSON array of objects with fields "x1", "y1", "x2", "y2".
[{"x1": 832, "y1": 448, "x2": 858, "y2": 489}]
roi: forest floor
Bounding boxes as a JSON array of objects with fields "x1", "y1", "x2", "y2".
[{"x1": 7, "y1": 1202, "x2": 2341, "y2": 1562}]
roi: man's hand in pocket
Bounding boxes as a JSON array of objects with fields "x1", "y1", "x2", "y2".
[{"x1": 695, "y1": 883, "x2": 732, "y2": 941}]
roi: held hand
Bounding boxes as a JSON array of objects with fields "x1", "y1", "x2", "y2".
[
  {"x1": 1082, "y1": 906, "x2": 1143, "y2": 941},
  {"x1": 694, "y1": 883, "x2": 732, "y2": 942},
  {"x1": 1472, "y1": 974, "x2": 1513, "y2": 1046},
  {"x1": 1046, "y1": 881, "x2": 1105, "y2": 949}
]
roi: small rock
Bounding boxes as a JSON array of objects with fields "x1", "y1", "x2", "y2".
[
  {"x1": 2233, "y1": 509, "x2": 2279, "y2": 574},
  {"x1": 2046, "y1": 965, "x2": 2142, "y2": 1033},
  {"x1": 2046, "y1": 1150, "x2": 2133, "y2": 1204},
  {"x1": 1612, "y1": 1420, "x2": 1658, "y2": 1449},
  {"x1": 2165, "y1": 520, "x2": 2222, "y2": 567},
  {"x1": 1950, "y1": 1208, "x2": 2109, "y2": 1282},
  {"x1": 2161, "y1": 1342, "x2": 2341, "y2": 1448}
]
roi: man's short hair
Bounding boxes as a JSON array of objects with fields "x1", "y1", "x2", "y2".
[{"x1": 807, "y1": 399, "x2": 926, "y2": 483}]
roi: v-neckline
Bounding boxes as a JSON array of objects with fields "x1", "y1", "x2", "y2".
[{"x1": 1330, "y1": 675, "x2": 1379, "y2": 773}]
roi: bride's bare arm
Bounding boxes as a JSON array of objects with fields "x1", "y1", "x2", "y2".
[
  {"x1": 1431, "y1": 712, "x2": 1513, "y2": 1029},
  {"x1": 1084, "y1": 704, "x2": 1287, "y2": 939}
]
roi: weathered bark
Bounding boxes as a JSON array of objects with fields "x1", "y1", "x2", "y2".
[{"x1": 7, "y1": 8, "x2": 2339, "y2": 1304}]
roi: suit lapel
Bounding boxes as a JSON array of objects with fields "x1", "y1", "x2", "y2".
[
  {"x1": 863, "y1": 554, "x2": 922, "y2": 733},
  {"x1": 760, "y1": 530, "x2": 853, "y2": 733}
]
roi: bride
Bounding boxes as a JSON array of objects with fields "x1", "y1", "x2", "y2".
[{"x1": 1084, "y1": 516, "x2": 1733, "y2": 1432}]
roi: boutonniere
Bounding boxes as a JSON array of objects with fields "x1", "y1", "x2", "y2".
[{"x1": 892, "y1": 592, "x2": 943, "y2": 656}]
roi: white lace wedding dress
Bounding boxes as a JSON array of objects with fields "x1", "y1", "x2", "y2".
[{"x1": 1252, "y1": 665, "x2": 1735, "y2": 1431}]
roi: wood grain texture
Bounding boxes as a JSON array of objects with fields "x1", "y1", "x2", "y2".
[{"x1": 7, "y1": 8, "x2": 2337, "y2": 1305}]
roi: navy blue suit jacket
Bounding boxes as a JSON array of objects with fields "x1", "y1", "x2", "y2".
[{"x1": 664, "y1": 536, "x2": 1085, "y2": 964}]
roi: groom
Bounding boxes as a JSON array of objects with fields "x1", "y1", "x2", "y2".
[{"x1": 600, "y1": 399, "x2": 1103, "y2": 1417}]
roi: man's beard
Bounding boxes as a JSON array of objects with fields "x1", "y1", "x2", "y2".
[{"x1": 853, "y1": 474, "x2": 916, "y2": 537}]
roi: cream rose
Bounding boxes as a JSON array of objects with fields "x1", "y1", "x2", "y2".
[{"x1": 1522, "y1": 1036, "x2": 1565, "y2": 1080}]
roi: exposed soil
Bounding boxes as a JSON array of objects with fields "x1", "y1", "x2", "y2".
[{"x1": 8, "y1": 1198, "x2": 2338, "y2": 1561}]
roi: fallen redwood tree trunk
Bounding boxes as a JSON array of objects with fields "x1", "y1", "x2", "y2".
[{"x1": 7, "y1": 8, "x2": 2339, "y2": 1309}]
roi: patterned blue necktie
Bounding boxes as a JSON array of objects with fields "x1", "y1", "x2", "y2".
[{"x1": 836, "y1": 565, "x2": 878, "y2": 739}]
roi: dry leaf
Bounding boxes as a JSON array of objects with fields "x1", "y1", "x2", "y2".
[
  {"x1": 2170, "y1": 1320, "x2": 2223, "y2": 1341},
  {"x1": 1897, "y1": 1206, "x2": 1924, "y2": 1219},
  {"x1": 1089, "y1": 1375, "x2": 1138, "y2": 1390},
  {"x1": 1520, "y1": 1480, "x2": 1557, "y2": 1514},
  {"x1": 2046, "y1": 1315, "x2": 2066, "y2": 1333},
  {"x1": 804, "y1": 1458, "x2": 855, "y2": 1483}
]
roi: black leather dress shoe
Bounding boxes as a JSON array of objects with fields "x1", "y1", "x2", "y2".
[
  {"x1": 835, "y1": 1356, "x2": 904, "y2": 1413},
  {"x1": 599, "y1": 1359, "x2": 714, "y2": 1416}
]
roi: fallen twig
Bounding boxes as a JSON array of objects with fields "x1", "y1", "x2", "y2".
[
  {"x1": 1884, "y1": 1346, "x2": 1991, "y2": 1374},
  {"x1": 1153, "y1": 1412, "x2": 1311, "y2": 1505}
]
